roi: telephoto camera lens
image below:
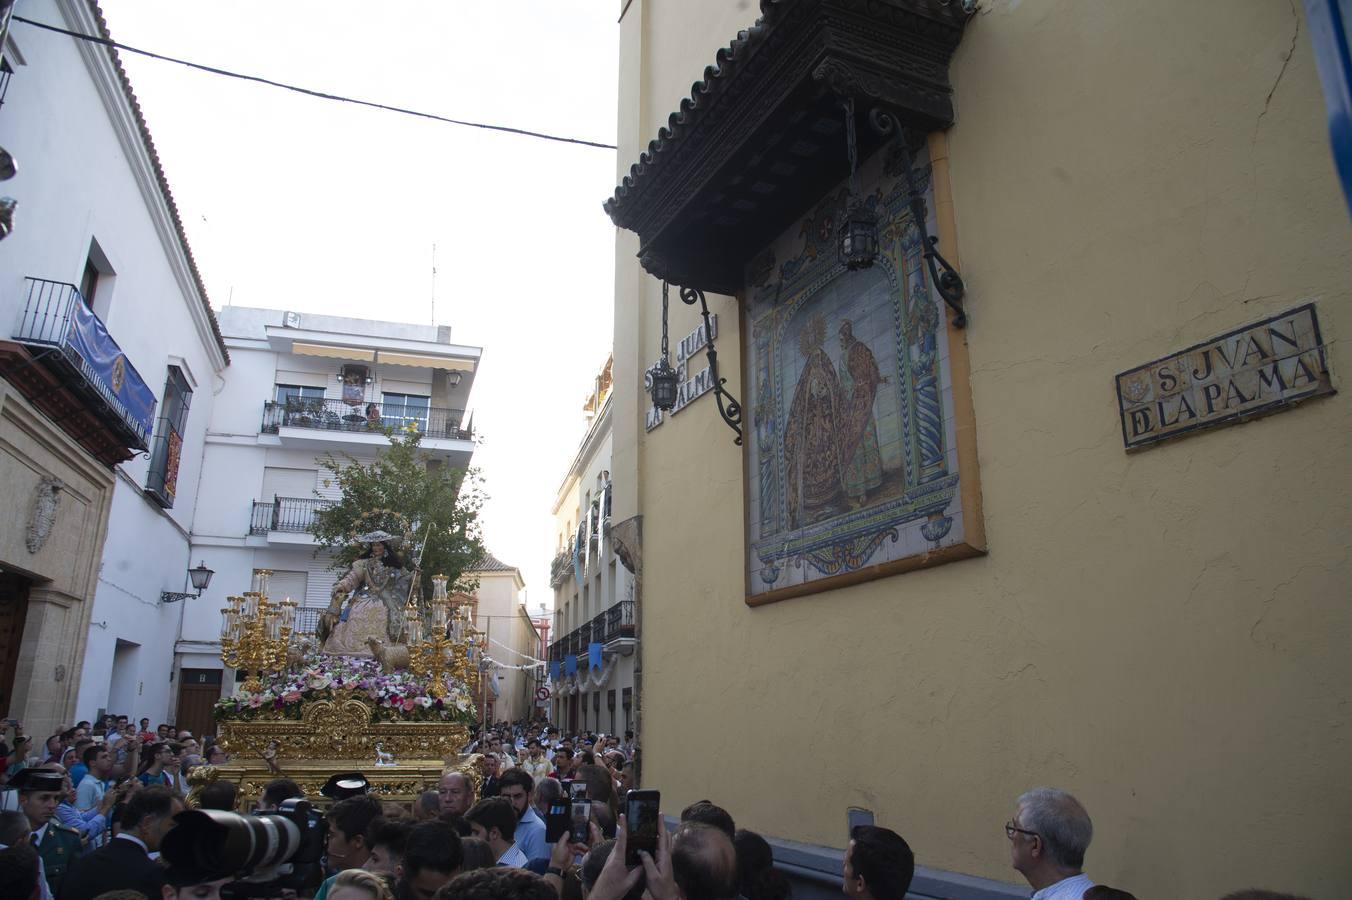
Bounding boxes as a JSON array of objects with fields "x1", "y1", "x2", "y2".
[
  {"x1": 162, "y1": 808, "x2": 302, "y2": 878},
  {"x1": 161, "y1": 798, "x2": 326, "y2": 896}
]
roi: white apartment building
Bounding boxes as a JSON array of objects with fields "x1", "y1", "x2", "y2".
[
  {"x1": 462, "y1": 554, "x2": 541, "y2": 725},
  {"x1": 177, "y1": 306, "x2": 480, "y2": 736},
  {"x1": 0, "y1": 0, "x2": 229, "y2": 737},
  {"x1": 547, "y1": 358, "x2": 637, "y2": 736}
]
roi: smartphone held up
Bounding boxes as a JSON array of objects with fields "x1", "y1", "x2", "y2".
[{"x1": 625, "y1": 789, "x2": 660, "y2": 867}]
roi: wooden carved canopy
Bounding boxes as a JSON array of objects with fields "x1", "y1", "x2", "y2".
[{"x1": 604, "y1": 0, "x2": 971, "y2": 296}]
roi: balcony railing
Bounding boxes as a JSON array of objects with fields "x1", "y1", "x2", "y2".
[
  {"x1": 549, "y1": 549, "x2": 574, "y2": 588},
  {"x1": 249, "y1": 496, "x2": 332, "y2": 535},
  {"x1": 12, "y1": 277, "x2": 156, "y2": 449},
  {"x1": 292, "y1": 607, "x2": 324, "y2": 636},
  {"x1": 260, "y1": 397, "x2": 471, "y2": 440},
  {"x1": 547, "y1": 600, "x2": 638, "y2": 665}
]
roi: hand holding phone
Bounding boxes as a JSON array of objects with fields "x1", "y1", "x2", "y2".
[
  {"x1": 544, "y1": 798, "x2": 571, "y2": 844},
  {"x1": 625, "y1": 789, "x2": 661, "y2": 867},
  {"x1": 571, "y1": 799, "x2": 593, "y2": 846}
]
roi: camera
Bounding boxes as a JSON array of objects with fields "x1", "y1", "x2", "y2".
[{"x1": 160, "y1": 797, "x2": 327, "y2": 898}]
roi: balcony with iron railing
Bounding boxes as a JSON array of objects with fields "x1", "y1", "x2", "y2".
[
  {"x1": 7, "y1": 277, "x2": 156, "y2": 464},
  {"x1": 249, "y1": 496, "x2": 332, "y2": 536},
  {"x1": 261, "y1": 397, "x2": 472, "y2": 441},
  {"x1": 547, "y1": 600, "x2": 637, "y2": 665},
  {"x1": 549, "y1": 549, "x2": 574, "y2": 588}
]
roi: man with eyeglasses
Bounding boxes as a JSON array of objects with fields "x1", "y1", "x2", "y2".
[{"x1": 1006, "y1": 787, "x2": 1095, "y2": 899}]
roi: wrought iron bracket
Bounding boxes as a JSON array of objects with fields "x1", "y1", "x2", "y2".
[
  {"x1": 868, "y1": 108, "x2": 968, "y2": 328},
  {"x1": 160, "y1": 591, "x2": 196, "y2": 604},
  {"x1": 677, "y1": 285, "x2": 744, "y2": 446}
]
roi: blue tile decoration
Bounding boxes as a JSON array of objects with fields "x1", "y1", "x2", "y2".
[{"x1": 743, "y1": 143, "x2": 963, "y2": 600}]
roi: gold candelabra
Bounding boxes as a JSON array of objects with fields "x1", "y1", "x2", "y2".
[
  {"x1": 405, "y1": 574, "x2": 480, "y2": 699},
  {"x1": 220, "y1": 569, "x2": 298, "y2": 693}
]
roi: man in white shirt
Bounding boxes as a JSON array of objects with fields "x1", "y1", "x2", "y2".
[
  {"x1": 1006, "y1": 787, "x2": 1096, "y2": 900},
  {"x1": 465, "y1": 797, "x2": 528, "y2": 868}
]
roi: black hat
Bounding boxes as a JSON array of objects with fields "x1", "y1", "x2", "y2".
[
  {"x1": 320, "y1": 772, "x2": 369, "y2": 800},
  {"x1": 8, "y1": 768, "x2": 65, "y2": 792}
]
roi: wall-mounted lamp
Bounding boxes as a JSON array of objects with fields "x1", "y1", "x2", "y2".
[
  {"x1": 649, "y1": 280, "x2": 743, "y2": 445},
  {"x1": 161, "y1": 560, "x2": 214, "y2": 604},
  {"x1": 838, "y1": 97, "x2": 879, "y2": 271},
  {"x1": 869, "y1": 107, "x2": 967, "y2": 327},
  {"x1": 447, "y1": 371, "x2": 464, "y2": 387},
  {"x1": 650, "y1": 281, "x2": 680, "y2": 411}
]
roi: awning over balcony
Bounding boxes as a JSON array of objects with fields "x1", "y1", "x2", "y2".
[{"x1": 604, "y1": 0, "x2": 970, "y2": 296}]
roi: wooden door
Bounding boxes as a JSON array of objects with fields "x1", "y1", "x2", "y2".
[
  {"x1": 0, "y1": 574, "x2": 30, "y2": 719},
  {"x1": 175, "y1": 669, "x2": 223, "y2": 739}
]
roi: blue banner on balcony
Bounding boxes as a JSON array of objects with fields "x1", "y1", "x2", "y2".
[
  {"x1": 565, "y1": 655, "x2": 577, "y2": 676},
  {"x1": 64, "y1": 299, "x2": 156, "y2": 445},
  {"x1": 588, "y1": 642, "x2": 602, "y2": 671},
  {"x1": 549, "y1": 660, "x2": 561, "y2": 682}
]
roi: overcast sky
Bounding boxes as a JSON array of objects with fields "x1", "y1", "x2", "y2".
[{"x1": 99, "y1": 1, "x2": 620, "y2": 610}]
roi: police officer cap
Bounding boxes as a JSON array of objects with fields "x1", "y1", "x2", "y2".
[
  {"x1": 8, "y1": 768, "x2": 65, "y2": 792},
  {"x1": 319, "y1": 772, "x2": 369, "y2": 800}
]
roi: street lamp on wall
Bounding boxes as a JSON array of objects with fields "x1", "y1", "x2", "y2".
[
  {"x1": 161, "y1": 560, "x2": 214, "y2": 604},
  {"x1": 649, "y1": 281, "x2": 679, "y2": 411},
  {"x1": 838, "y1": 96, "x2": 879, "y2": 271}
]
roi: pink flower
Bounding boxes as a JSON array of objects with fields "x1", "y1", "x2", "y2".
[
  {"x1": 282, "y1": 690, "x2": 302, "y2": 702},
  {"x1": 247, "y1": 695, "x2": 264, "y2": 708},
  {"x1": 401, "y1": 698, "x2": 417, "y2": 712}
]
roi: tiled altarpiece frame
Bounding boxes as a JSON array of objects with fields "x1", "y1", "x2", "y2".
[{"x1": 740, "y1": 132, "x2": 985, "y2": 606}]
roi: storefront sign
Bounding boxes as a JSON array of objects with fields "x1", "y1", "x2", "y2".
[
  {"x1": 1115, "y1": 304, "x2": 1333, "y2": 450},
  {"x1": 62, "y1": 298, "x2": 156, "y2": 446},
  {"x1": 644, "y1": 315, "x2": 717, "y2": 431}
]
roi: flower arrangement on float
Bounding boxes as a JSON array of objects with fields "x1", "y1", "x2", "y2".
[{"x1": 212, "y1": 652, "x2": 475, "y2": 724}]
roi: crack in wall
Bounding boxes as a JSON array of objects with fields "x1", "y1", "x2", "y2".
[{"x1": 1254, "y1": 0, "x2": 1300, "y2": 140}]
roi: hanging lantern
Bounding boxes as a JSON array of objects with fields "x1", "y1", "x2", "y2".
[
  {"x1": 838, "y1": 201, "x2": 879, "y2": 270},
  {"x1": 650, "y1": 357, "x2": 679, "y2": 411}
]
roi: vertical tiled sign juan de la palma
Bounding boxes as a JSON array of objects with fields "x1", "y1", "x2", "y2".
[{"x1": 1115, "y1": 304, "x2": 1334, "y2": 450}]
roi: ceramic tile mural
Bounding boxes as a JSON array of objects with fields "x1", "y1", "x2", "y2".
[{"x1": 742, "y1": 141, "x2": 968, "y2": 603}]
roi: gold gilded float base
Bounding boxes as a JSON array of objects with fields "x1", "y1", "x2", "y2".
[
  {"x1": 216, "y1": 696, "x2": 470, "y2": 762},
  {"x1": 210, "y1": 759, "x2": 448, "y2": 808}
]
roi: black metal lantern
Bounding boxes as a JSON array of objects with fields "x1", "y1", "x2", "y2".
[
  {"x1": 838, "y1": 200, "x2": 879, "y2": 270},
  {"x1": 188, "y1": 561, "x2": 215, "y2": 593},
  {"x1": 650, "y1": 281, "x2": 680, "y2": 411},
  {"x1": 162, "y1": 560, "x2": 215, "y2": 603},
  {"x1": 650, "y1": 357, "x2": 679, "y2": 411},
  {"x1": 836, "y1": 96, "x2": 878, "y2": 270}
]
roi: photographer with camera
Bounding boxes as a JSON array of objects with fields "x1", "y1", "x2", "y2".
[
  {"x1": 59, "y1": 784, "x2": 182, "y2": 900},
  {"x1": 157, "y1": 796, "x2": 327, "y2": 898}
]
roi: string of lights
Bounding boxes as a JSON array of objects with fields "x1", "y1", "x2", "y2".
[{"x1": 13, "y1": 15, "x2": 618, "y2": 151}]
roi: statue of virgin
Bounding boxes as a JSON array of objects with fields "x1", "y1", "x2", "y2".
[{"x1": 317, "y1": 530, "x2": 414, "y2": 655}]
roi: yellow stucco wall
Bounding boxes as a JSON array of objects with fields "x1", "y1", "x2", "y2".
[{"x1": 613, "y1": 0, "x2": 1352, "y2": 895}]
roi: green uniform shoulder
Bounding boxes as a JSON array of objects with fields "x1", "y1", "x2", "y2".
[{"x1": 49, "y1": 821, "x2": 82, "y2": 837}]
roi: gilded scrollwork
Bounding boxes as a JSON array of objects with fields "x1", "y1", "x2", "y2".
[{"x1": 217, "y1": 694, "x2": 469, "y2": 763}]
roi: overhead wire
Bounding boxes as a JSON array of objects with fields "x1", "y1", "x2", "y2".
[{"x1": 12, "y1": 15, "x2": 618, "y2": 151}]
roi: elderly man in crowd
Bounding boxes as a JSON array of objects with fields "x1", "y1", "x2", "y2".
[
  {"x1": 438, "y1": 769, "x2": 476, "y2": 818},
  {"x1": 1006, "y1": 787, "x2": 1095, "y2": 900}
]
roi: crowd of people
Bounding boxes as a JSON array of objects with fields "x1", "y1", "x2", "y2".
[{"x1": 0, "y1": 718, "x2": 1316, "y2": 900}]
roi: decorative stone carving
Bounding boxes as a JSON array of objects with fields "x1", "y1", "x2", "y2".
[
  {"x1": 608, "y1": 515, "x2": 643, "y2": 575},
  {"x1": 26, "y1": 476, "x2": 63, "y2": 553}
]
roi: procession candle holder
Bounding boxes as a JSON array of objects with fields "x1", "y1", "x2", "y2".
[{"x1": 219, "y1": 570, "x2": 296, "y2": 694}]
